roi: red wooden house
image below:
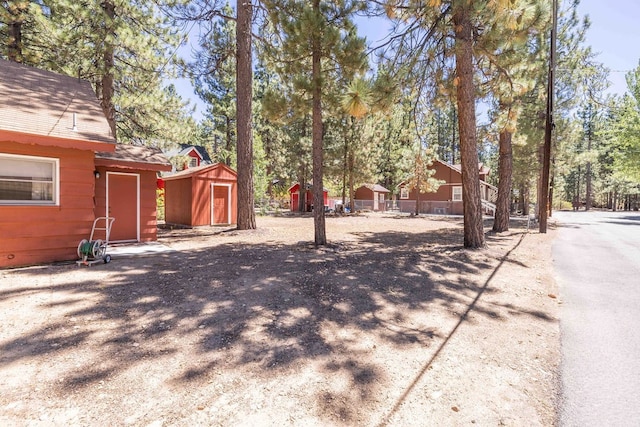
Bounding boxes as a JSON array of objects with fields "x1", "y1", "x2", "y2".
[
  {"x1": 396, "y1": 159, "x2": 497, "y2": 215},
  {"x1": 165, "y1": 144, "x2": 213, "y2": 171},
  {"x1": 0, "y1": 59, "x2": 171, "y2": 268},
  {"x1": 163, "y1": 163, "x2": 237, "y2": 226},
  {"x1": 288, "y1": 182, "x2": 328, "y2": 212},
  {"x1": 353, "y1": 184, "x2": 391, "y2": 211}
]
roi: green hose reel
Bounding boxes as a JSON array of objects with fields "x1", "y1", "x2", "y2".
[{"x1": 77, "y1": 239, "x2": 106, "y2": 260}]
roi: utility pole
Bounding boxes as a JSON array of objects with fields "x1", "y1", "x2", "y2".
[{"x1": 540, "y1": 0, "x2": 558, "y2": 233}]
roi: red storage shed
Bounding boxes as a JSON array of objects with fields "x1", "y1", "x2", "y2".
[
  {"x1": 163, "y1": 163, "x2": 237, "y2": 226},
  {"x1": 288, "y1": 182, "x2": 328, "y2": 212}
]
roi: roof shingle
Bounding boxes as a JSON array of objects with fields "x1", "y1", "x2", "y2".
[{"x1": 0, "y1": 59, "x2": 115, "y2": 144}]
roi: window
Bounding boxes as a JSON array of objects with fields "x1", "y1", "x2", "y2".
[
  {"x1": 452, "y1": 186, "x2": 462, "y2": 202},
  {"x1": 400, "y1": 187, "x2": 409, "y2": 199},
  {"x1": 0, "y1": 154, "x2": 59, "y2": 205},
  {"x1": 189, "y1": 157, "x2": 198, "y2": 168},
  {"x1": 379, "y1": 193, "x2": 385, "y2": 203}
]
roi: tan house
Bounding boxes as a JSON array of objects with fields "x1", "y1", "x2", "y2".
[{"x1": 0, "y1": 59, "x2": 169, "y2": 268}]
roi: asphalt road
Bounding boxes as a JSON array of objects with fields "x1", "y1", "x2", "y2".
[{"x1": 553, "y1": 210, "x2": 640, "y2": 427}]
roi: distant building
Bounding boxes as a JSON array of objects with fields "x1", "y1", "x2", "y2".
[
  {"x1": 396, "y1": 159, "x2": 497, "y2": 215},
  {"x1": 353, "y1": 184, "x2": 391, "y2": 211},
  {"x1": 165, "y1": 144, "x2": 213, "y2": 171}
]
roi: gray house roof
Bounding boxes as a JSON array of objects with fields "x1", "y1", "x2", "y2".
[
  {"x1": 0, "y1": 59, "x2": 114, "y2": 145},
  {"x1": 164, "y1": 144, "x2": 213, "y2": 163},
  {"x1": 95, "y1": 143, "x2": 172, "y2": 171}
]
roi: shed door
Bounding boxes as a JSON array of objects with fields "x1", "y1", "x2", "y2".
[
  {"x1": 211, "y1": 184, "x2": 229, "y2": 224},
  {"x1": 107, "y1": 172, "x2": 139, "y2": 242}
]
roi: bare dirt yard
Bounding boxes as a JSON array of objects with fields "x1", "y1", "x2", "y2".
[{"x1": 0, "y1": 214, "x2": 560, "y2": 426}]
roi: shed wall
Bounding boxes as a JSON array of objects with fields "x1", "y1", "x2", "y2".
[
  {"x1": 94, "y1": 167, "x2": 159, "y2": 241},
  {"x1": 354, "y1": 187, "x2": 374, "y2": 200},
  {"x1": 0, "y1": 141, "x2": 96, "y2": 267},
  {"x1": 165, "y1": 178, "x2": 193, "y2": 226},
  {"x1": 190, "y1": 168, "x2": 237, "y2": 226}
]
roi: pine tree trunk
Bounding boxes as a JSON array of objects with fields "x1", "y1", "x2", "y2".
[
  {"x1": 100, "y1": 0, "x2": 117, "y2": 139},
  {"x1": 236, "y1": 0, "x2": 256, "y2": 230},
  {"x1": 311, "y1": 0, "x2": 326, "y2": 245},
  {"x1": 453, "y1": 5, "x2": 484, "y2": 248},
  {"x1": 342, "y1": 132, "x2": 348, "y2": 206},
  {"x1": 226, "y1": 115, "x2": 233, "y2": 166},
  {"x1": 7, "y1": 2, "x2": 27, "y2": 63},
  {"x1": 348, "y1": 151, "x2": 355, "y2": 212},
  {"x1": 493, "y1": 129, "x2": 512, "y2": 232}
]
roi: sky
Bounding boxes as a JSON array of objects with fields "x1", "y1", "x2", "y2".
[
  {"x1": 577, "y1": 0, "x2": 640, "y2": 95},
  {"x1": 175, "y1": 0, "x2": 640, "y2": 122}
]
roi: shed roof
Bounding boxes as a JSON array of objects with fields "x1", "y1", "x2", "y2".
[
  {"x1": 361, "y1": 184, "x2": 390, "y2": 193},
  {"x1": 95, "y1": 144, "x2": 172, "y2": 172},
  {"x1": 0, "y1": 59, "x2": 115, "y2": 147},
  {"x1": 162, "y1": 162, "x2": 237, "y2": 180},
  {"x1": 288, "y1": 182, "x2": 328, "y2": 193}
]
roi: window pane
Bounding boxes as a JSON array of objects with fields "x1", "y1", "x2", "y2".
[
  {"x1": 0, "y1": 155, "x2": 56, "y2": 203},
  {"x1": 0, "y1": 158, "x2": 52, "y2": 180},
  {"x1": 453, "y1": 187, "x2": 462, "y2": 201},
  {"x1": 0, "y1": 181, "x2": 33, "y2": 200}
]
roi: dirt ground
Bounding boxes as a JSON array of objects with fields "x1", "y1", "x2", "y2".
[{"x1": 0, "y1": 213, "x2": 560, "y2": 426}]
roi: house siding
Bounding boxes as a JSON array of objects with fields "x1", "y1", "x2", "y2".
[
  {"x1": 1, "y1": 141, "x2": 96, "y2": 268},
  {"x1": 94, "y1": 167, "x2": 159, "y2": 242}
]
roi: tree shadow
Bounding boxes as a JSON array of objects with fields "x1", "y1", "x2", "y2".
[{"x1": 0, "y1": 224, "x2": 551, "y2": 424}]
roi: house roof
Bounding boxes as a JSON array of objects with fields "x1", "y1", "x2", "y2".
[
  {"x1": 288, "y1": 182, "x2": 329, "y2": 193},
  {"x1": 0, "y1": 59, "x2": 115, "y2": 148},
  {"x1": 95, "y1": 144, "x2": 172, "y2": 172},
  {"x1": 360, "y1": 184, "x2": 390, "y2": 193},
  {"x1": 451, "y1": 162, "x2": 490, "y2": 175},
  {"x1": 165, "y1": 144, "x2": 213, "y2": 163},
  {"x1": 162, "y1": 162, "x2": 237, "y2": 180},
  {"x1": 398, "y1": 159, "x2": 489, "y2": 187}
]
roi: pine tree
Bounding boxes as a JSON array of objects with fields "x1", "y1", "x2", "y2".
[
  {"x1": 263, "y1": 0, "x2": 367, "y2": 245},
  {"x1": 0, "y1": 0, "x2": 31, "y2": 62},
  {"x1": 236, "y1": 0, "x2": 256, "y2": 229},
  {"x1": 479, "y1": 0, "x2": 546, "y2": 232},
  {"x1": 191, "y1": 2, "x2": 237, "y2": 166},
  {"x1": 19, "y1": 0, "x2": 195, "y2": 145}
]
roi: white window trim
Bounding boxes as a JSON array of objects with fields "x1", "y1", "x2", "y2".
[
  {"x1": 211, "y1": 183, "x2": 233, "y2": 225},
  {"x1": 0, "y1": 153, "x2": 59, "y2": 206},
  {"x1": 452, "y1": 186, "x2": 463, "y2": 202},
  {"x1": 400, "y1": 187, "x2": 409, "y2": 200},
  {"x1": 106, "y1": 172, "x2": 140, "y2": 242}
]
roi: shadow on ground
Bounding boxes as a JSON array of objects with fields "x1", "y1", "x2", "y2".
[{"x1": 0, "y1": 222, "x2": 552, "y2": 424}]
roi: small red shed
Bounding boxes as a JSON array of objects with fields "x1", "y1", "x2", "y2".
[
  {"x1": 288, "y1": 182, "x2": 328, "y2": 212},
  {"x1": 94, "y1": 144, "x2": 172, "y2": 242},
  {"x1": 163, "y1": 163, "x2": 237, "y2": 226}
]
